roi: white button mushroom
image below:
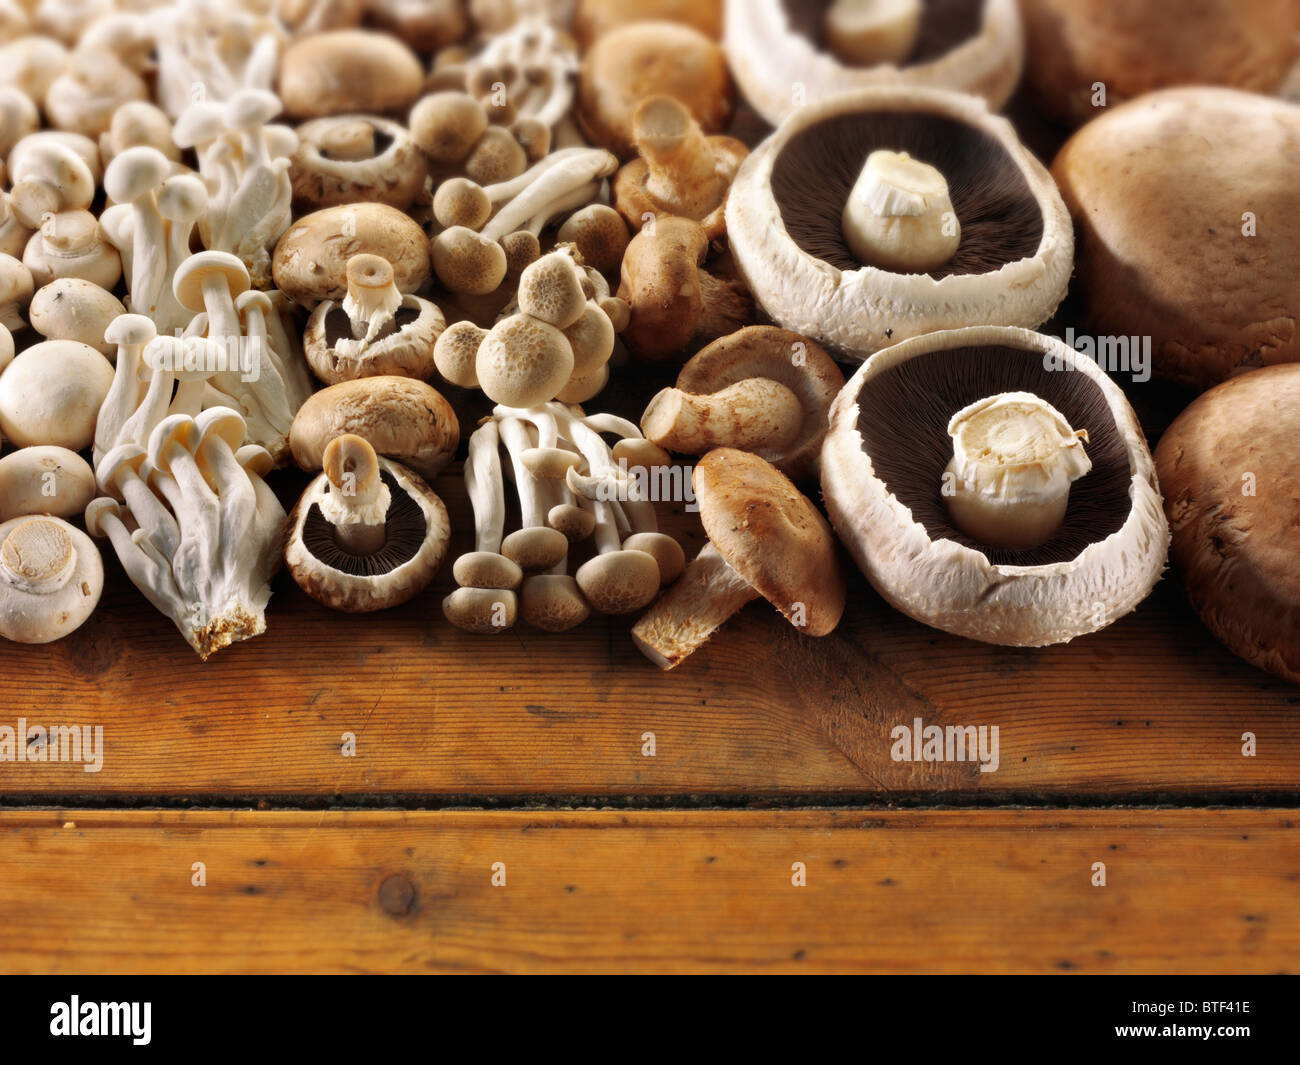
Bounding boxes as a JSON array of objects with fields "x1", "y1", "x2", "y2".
[
  {"x1": 0, "y1": 515, "x2": 103, "y2": 643},
  {"x1": 943, "y1": 392, "x2": 1092, "y2": 550},
  {"x1": 28, "y1": 277, "x2": 126, "y2": 357},
  {"x1": 0, "y1": 339, "x2": 114, "y2": 450},
  {"x1": 0, "y1": 445, "x2": 96, "y2": 522}
]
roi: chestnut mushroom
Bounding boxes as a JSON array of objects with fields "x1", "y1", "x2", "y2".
[
  {"x1": 277, "y1": 30, "x2": 425, "y2": 119},
  {"x1": 289, "y1": 115, "x2": 428, "y2": 210}
]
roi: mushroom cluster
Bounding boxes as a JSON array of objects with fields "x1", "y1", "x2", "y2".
[{"x1": 444, "y1": 398, "x2": 685, "y2": 634}]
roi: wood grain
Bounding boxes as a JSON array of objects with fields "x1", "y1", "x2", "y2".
[{"x1": 0, "y1": 808, "x2": 1294, "y2": 974}]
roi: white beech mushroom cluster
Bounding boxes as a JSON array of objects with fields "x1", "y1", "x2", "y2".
[{"x1": 444, "y1": 399, "x2": 684, "y2": 634}]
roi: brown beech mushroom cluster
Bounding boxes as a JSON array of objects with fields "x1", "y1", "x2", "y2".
[{"x1": 444, "y1": 399, "x2": 685, "y2": 634}]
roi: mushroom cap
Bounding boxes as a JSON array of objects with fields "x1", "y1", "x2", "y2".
[
  {"x1": 521, "y1": 573, "x2": 591, "y2": 632},
  {"x1": 172, "y1": 250, "x2": 251, "y2": 314},
  {"x1": 0, "y1": 445, "x2": 95, "y2": 522},
  {"x1": 278, "y1": 30, "x2": 424, "y2": 119},
  {"x1": 156, "y1": 173, "x2": 208, "y2": 222},
  {"x1": 273, "y1": 203, "x2": 432, "y2": 305},
  {"x1": 821, "y1": 325, "x2": 1170, "y2": 647},
  {"x1": 170, "y1": 100, "x2": 226, "y2": 150},
  {"x1": 501, "y1": 525, "x2": 570, "y2": 574},
  {"x1": 623, "y1": 530, "x2": 687, "y2": 586},
  {"x1": 102, "y1": 144, "x2": 170, "y2": 205},
  {"x1": 442, "y1": 585, "x2": 518, "y2": 633},
  {"x1": 290, "y1": 115, "x2": 427, "y2": 210},
  {"x1": 0, "y1": 515, "x2": 103, "y2": 643},
  {"x1": 575, "y1": 548, "x2": 661, "y2": 615},
  {"x1": 726, "y1": 0, "x2": 1024, "y2": 126},
  {"x1": 453, "y1": 550, "x2": 523, "y2": 591},
  {"x1": 432, "y1": 177, "x2": 492, "y2": 231},
  {"x1": 304, "y1": 293, "x2": 445, "y2": 384},
  {"x1": 1051, "y1": 88, "x2": 1300, "y2": 391},
  {"x1": 1154, "y1": 363, "x2": 1300, "y2": 683},
  {"x1": 431, "y1": 226, "x2": 508, "y2": 297},
  {"x1": 289, "y1": 375, "x2": 460, "y2": 482},
  {"x1": 556, "y1": 204, "x2": 630, "y2": 278},
  {"x1": 29, "y1": 277, "x2": 126, "y2": 356},
  {"x1": 1019, "y1": 0, "x2": 1300, "y2": 127},
  {"x1": 475, "y1": 312, "x2": 575, "y2": 408},
  {"x1": 577, "y1": 20, "x2": 734, "y2": 160},
  {"x1": 726, "y1": 85, "x2": 1073, "y2": 361},
  {"x1": 286, "y1": 454, "x2": 450, "y2": 613},
  {"x1": 574, "y1": 0, "x2": 723, "y2": 49},
  {"x1": 694, "y1": 446, "x2": 844, "y2": 635},
  {"x1": 432, "y1": 318, "x2": 486, "y2": 389},
  {"x1": 671, "y1": 325, "x2": 845, "y2": 480},
  {"x1": 517, "y1": 249, "x2": 588, "y2": 329},
  {"x1": 223, "y1": 88, "x2": 283, "y2": 132},
  {"x1": 409, "y1": 91, "x2": 490, "y2": 164},
  {"x1": 0, "y1": 339, "x2": 113, "y2": 450}
]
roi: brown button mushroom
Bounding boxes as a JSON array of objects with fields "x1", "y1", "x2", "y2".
[
  {"x1": 577, "y1": 20, "x2": 734, "y2": 160},
  {"x1": 727, "y1": 0, "x2": 1024, "y2": 126},
  {"x1": 368, "y1": 0, "x2": 468, "y2": 53},
  {"x1": 272, "y1": 202, "x2": 432, "y2": 305},
  {"x1": 1019, "y1": 0, "x2": 1300, "y2": 127},
  {"x1": 303, "y1": 253, "x2": 446, "y2": 383},
  {"x1": 617, "y1": 215, "x2": 753, "y2": 362},
  {"x1": 1154, "y1": 364, "x2": 1300, "y2": 684},
  {"x1": 820, "y1": 325, "x2": 1169, "y2": 647},
  {"x1": 289, "y1": 375, "x2": 461, "y2": 481},
  {"x1": 290, "y1": 115, "x2": 429, "y2": 210},
  {"x1": 631, "y1": 447, "x2": 845, "y2": 669},
  {"x1": 0, "y1": 515, "x2": 103, "y2": 643},
  {"x1": 286, "y1": 434, "x2": 451, "y2": 612},
  {"x1": 641, "y1": 326, "x2": 845, "y2": 480},
  {"x1": 556, "y1": 204, "x2": 629, "y2": 278},
  {"x1": 574, "y1": 0, "x2": 723, "y2": 49},
  {"x1": 726, "y1": 86, "x2": 1072, "y2": 360},
  {"x1": 1051, "y1": 88, "x2": 1300, "y2": 390},
  {"x1": 278, "y1": 30, "x2": 425, "y2": 119},
  {"x1": 613, "y1": 95, "x2": 747, "y2": 241}
]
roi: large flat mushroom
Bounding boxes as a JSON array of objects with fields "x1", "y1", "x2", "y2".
[
  {"x1": 1154, "y1": 364, "x2": 1300, "y2": 685},
  {"x1": 726, "y1": 0, "x2": 1024, "y2": 126},
  {"x1": 726, "y1": 86, "x2": 1072, "y2": 360},
  {"x1": 821, "y1": 325, "x2": 1169, "y2": 646},
  {"x1": 1051, "y1": 88, "x2": 1300, "y2": 391}
]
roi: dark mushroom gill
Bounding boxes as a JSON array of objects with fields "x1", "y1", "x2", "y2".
[
  {"x1": 780, "y1": 0, "x2": 985, "y2": 64},
  {"x1": 323, "y1": 305, "x2": 422, "y2": 347},
  {"x1": 770, "y1": 111, "x2": 1043, "y2": 278},
  {"x1": 854, "y1": 345, "x2": 1132, "y2": 566},
  {"x1": 301, "y1": 470, "x2": 427, "y2": 575}
]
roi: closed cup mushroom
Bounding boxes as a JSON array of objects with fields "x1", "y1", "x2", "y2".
[
  {"x1": 273, "y1": 202, "x2": 432, "y2": 305},
  {"x1": 1051, "y1": 88, "x2": 1300, "y2": 390},
  {"x1": 0, "y1": 515, "x2": 103, "y2": 643},
  {"x1": 290, "y1": 115, "x2": 428, "y2": 209},
  {"x1": 726, "y1": 86, "x2": 1072, "y2": 360},
  {"x1": 290, "y1": 375, "x2": 460, "y2": 481},
  {"x1": 641, "y1": 326, "x2": 845, "y2": 481},
  {"x1": 577, "y1": 20, "x2": 734, "y2": 160},
  {"x1": 303, "y1": 253, "x2": 446, "y2": 383},
  {"x1": 1155, "y1": 363, "x2": 1300, "y2": 684},
  {"x1": 726, "y1": 0, "x2": 1024, "y2": 126},
  {"x1": 0, "y1": 339, "x2": 114, "y2": 450},
  {"x1": 278, "y1": 30, "x2": 425, "y2": 119},
  {"x1": 631, "y1": 447, "x2": 846, "y2": 669},
  {"x1": 820, "y1": 326, "x2": 1170, "y2": 646},
  {"x1": 0, "y1": 445, "x2": 96, "y2": 521},
  {"x1": 286, "y1": 433, "x2": 451, "y2": 612},
  {"x1": 28, "y1": 277, "x2": 126, "y2": 357},
  {"x1": 23, "y1": 209, "x2": 121, "y2": 290}
]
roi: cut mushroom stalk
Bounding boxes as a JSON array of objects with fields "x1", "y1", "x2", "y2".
[
  {"x1": 943, "y1": 391, "x2": 1091, "y2": 550},
  {"x1": 843, "y1": 149, "x2": 960, "y2": 272},
  {"x1": 340, "y1": 253, "x2": 403, "y2": 345},
  {"x1": 824, "y1": 0, "x2": 923, "y2": 68},
  {"x1": 319, "y1": 434, "x2": 392, "y2": 555}
]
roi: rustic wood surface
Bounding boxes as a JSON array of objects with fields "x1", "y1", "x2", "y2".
[{"x1": 1, "y1": 808, "x2": 1293, "y2": 974}]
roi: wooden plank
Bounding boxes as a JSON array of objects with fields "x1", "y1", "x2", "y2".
[
  {"x1": 1, "y1": 497, "x2": 1295, "y2": 799},
  {"x1": 0, "y1": 808, "x2": 1295, "y2": 974}
]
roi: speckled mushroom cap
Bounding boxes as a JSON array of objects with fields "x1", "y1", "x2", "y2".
[
  {"x1": 695, "y1": 447, "x2": 845, "y2": 635},
  {"x1": 1154, "y1": 364, "x2": 1300, "y2": 684},
  {"x1": 726, "y1": 0, "x2": 1024, "y2": 126},
  {"x1": 726, "y1": 86, "x2": 1072, "y2": 361},
  {"x1": 289, "y1": 376, "x2": 460, "y2": 481},
  {"x1": 820, "y1": 326, "x2": 1169, "y2": 646},
  {"x1": 1051, "y1": 88, "x2": 1300, "y2": 391},
  {"x1": 1019, "y1": 0, "x2": 1300, "y2": 127},
  {"x1": 286, "y1": 455, "x2": 450, "y2": 613}
]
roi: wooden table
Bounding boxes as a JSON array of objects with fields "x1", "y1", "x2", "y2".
[{"x1": 2, "y1": 96, "x2": 1296, "y2": 976}]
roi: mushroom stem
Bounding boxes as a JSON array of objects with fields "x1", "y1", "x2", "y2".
[
  {"x1": 842, "y1": 149, "x2": 961, "y2": 272},
  {"x1": 641, "y1": 379, "x2": 804, "y2": 455},
  {"x1": 320, "y1": 434, "x2": 391, "y2": 556},
  {"x1": 824, "y1": 0, "x2": 923, "y2": 68},
  {"x1": 499, "y1": 414, "x2": 570, "y2": 573},
  {"x1": 630, "y1": 543, "x2": 760, "y2": 669},
  {"x1": 202, "y1": 273, "x2": 240, "y2": 340},
  {"x1": 466, "y1": 418, "x2": 506, "y2": 555},
  {"x1": 633, "y1": 96, "x2": 726, "y2": 221},
  {"x1": 943, "y1": 391, "x2": 1091, "y2": 550},
  {"x1": 480, "y1": 149, "x2": 618, "y2": 243},
  {"x1": 341, "y1": 253, "x2": 402, "y2": 344}
]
